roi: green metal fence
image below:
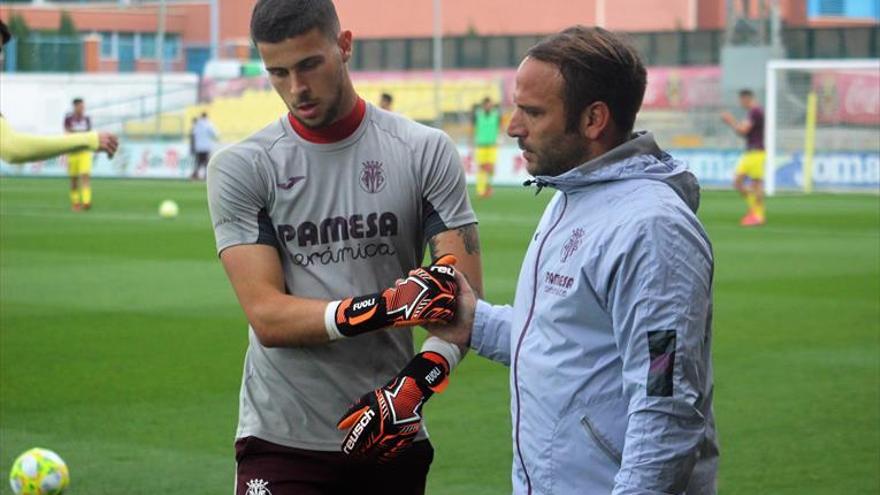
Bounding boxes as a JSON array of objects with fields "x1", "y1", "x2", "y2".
[
  {"x1": 349, "y1": 26, "x2": 879, "y2": 71},
  {"x1": 3, "y1": 34, "x2": 82, "y2": 73},
  {"x1": 2, "y1": 26, "x2": 877, "y2": 73}
]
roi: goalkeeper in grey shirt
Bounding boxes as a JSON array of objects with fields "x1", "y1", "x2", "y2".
[{"x1": 206, "y1": 1, "x2": 482, "y2": 494}]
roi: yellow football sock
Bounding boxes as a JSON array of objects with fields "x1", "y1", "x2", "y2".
[
  {"x1": 70, "y1": 190, "x2": 81, "y2": 206},
  {"x1": 745, "y1": 192, "x2": 756, "y2": 213},
  {"x1": 82, "y1": 187, "x2": 92, "y2": 206},
  {"x1": 754, "y1": 201, "x2": 766, "y2": 219},
  {"x1": 476, "y1": 170, "x2": 487, "y2": 197}
]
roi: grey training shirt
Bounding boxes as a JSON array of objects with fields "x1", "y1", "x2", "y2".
[{"x1": 207, "y1": 103, "x2": 476, "y2": 451}]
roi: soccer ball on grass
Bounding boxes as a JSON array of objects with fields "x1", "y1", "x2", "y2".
[
  {"x1": 159, "y1": 199, "x2": 179, "y2": 219},
  {"x1": 8, "y1": 448, "x2": 69, "y2": 495}
]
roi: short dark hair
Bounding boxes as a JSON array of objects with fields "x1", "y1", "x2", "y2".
[
  {"x1": 527, "y1": 26, "x2": 646, "y2": 136},
  {"x1": 380, "y1": 93, "x2": 393, "y2": 102},
  {"x1": 72, "y1": 98, "x2": 84, "y2": 105},
  {"x1": 739, "y1": 89, "x2": 754, "y2": 98},
  {"x1": 251, "y1": 0, "x2": 341, "y2": 44}
]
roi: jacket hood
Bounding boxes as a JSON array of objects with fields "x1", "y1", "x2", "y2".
[{"x1": 529, "y1": 131, "x2": 701, "y2": 213}]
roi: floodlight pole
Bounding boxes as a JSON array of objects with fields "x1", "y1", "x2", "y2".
[
  {"x1": 764, "y1": 61, "x2": 777, "y2": 196},
  {"x1": 432, "y1": 0, "x2": 443, "y2": 129},
  {"x1": 155, "y1": 0, "x2": 166, "y2": 136}
]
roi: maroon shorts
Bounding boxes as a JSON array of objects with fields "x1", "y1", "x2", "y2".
[{"x1": 235, "y1": 436, "x2": 434, "y2": 495}]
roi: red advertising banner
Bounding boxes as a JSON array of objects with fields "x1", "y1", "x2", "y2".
[
  {"x1": 814, "y1": 70, "x2": 880, "y2": 126},
  {"x1": 641, "y1": 66, "x2": 722, "y2": 109}
]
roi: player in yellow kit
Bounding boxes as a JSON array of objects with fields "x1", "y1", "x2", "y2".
[
  {"x1": 472, "y1": 97, "x2": 502, "y2": 198},
  {"x1": 64, "y1": 98, "x2": 96, "y2": 211},
  {"x1": 721, "y1": 89, "x2": 766, "y2": 226}
]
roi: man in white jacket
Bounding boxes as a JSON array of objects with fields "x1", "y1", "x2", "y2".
[{"x1": 431, "y1": 26, "x2": 718, "y2": 494}]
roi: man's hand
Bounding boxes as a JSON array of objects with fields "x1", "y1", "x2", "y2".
[
  {"x1": 97, "y1": 132, "x2": 119, "y2": 158},
  {"x1": 337, "y1": 351, "x2": 450, "y2": 462},
  {"x1": 719, "y1": 111, "x2": 736, "y2": 126},
  {"x1": 425, "y1": 270, "x2": 476, "y2": 347},
  {"x1": 331, "y1": 255, "x2": 458, "y2": 338}
]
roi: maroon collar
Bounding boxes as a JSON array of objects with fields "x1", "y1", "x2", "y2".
[{"x1": 288, "y1": 98, "x2": 366, "y2": 144}]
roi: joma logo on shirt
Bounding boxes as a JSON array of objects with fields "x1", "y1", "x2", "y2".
[{"x1": 276, "y1": 212, "x2": 399, "y2": 247}]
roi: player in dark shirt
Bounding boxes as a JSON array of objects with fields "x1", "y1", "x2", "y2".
[{"x1": 721, "y1": 89, "x2": 766, "y2": 226}]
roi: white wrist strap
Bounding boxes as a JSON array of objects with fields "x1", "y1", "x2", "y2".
[
  {"x1": 324, "y1": 301, "x2": 343, "y2": 341},
  {"x1": 420, "y1": 336, "x2": 462, "y2": 370}
]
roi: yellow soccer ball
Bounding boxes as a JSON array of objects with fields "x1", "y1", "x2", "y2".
[
  {"x1": 159, "y1": 199, "x2": 179, "y2": 219},
  {"x1": 8, "y1": 448, "x2": 69, "y2": 495}
]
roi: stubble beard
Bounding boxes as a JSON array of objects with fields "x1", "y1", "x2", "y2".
[
  {"x1": 289, "y1": 63, "x2": 347, "y2": 130},
  {"x1": 527, "y1": 132, "x2": 591, "y2": 177}
]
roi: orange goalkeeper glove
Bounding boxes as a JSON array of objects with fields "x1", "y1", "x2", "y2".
[
  {"x1": 337, "y1": 351, "x2": 450, "y2": 462},
  {"x1": 326, "y1": 254, "x2": 458, "y2": 339}
]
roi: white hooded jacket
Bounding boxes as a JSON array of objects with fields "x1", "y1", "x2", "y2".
[{"x1": 471, "y1": 132, "x2": 719, "y2": 495}]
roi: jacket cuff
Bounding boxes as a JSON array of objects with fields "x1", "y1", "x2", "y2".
[{"x1": 470, "y1": 299, "x2": 493, "y2": 352}]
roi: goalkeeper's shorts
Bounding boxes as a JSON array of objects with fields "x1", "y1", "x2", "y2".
[
  {"x1": 235, "y1": 436, "x2": 433, "y2": 495},
  {"x1": 67, "y1": 151, "x2": 93, "y2": 176},
  {"x1": 734, "y1": 150, "x2": 766, "y2": 180}
]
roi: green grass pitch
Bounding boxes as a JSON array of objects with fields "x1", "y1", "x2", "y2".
[{"x1": 1, "y1": 178, "x2": 878, "y2": 494}]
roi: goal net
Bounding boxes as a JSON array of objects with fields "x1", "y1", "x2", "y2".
[{"x1": 765, "y1": 59, "x2": 880, "y2": 195}]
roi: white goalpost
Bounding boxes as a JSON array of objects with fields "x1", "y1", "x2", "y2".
[{"x1": 764, "y1": 58, "x2": 880, "y2": 196}]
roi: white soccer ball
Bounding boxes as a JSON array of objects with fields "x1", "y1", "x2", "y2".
[
  {"x1": 8, "y1": 448, "x2": 70, "y2": 495},
  {"x1": 159, "y1": 199, "x2": 179, "y2": 219}
]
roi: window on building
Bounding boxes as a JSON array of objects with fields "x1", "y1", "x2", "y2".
[
  {"x1": 117, "y1": 33, "x2": 136, "y2": 72},
  {"x1": 814, "y1": 29, "x2": 844, "y2": 57},
  {"x1": 385, "y1": 40, "x2": 407, "y2": 70},
  {"x1": 841, "y1": 27, "x2": 874, "y2": 58},
  {"x1": 653, "y1": 32, "x2": 681, "y2": 66},
  {"x1": 442, "y1": 38, "x2": 457, "y2": 68},
  {"x1": 682, "y1": 31, "x2": 717, "y2": 65},
  {"x1": 783, "y1": 28, "x2": 810, "y2": 58},
  {"x1": 163, "y1": 34, "x2": 181, "y2": 60},
  {"x1": 486, "y1": 37, "x2": 512, "y2": 68},
  {"x1": 100, "y1": 31, "x2": 115, "y2": 58},
  {"x1": 139, "y1": 33, "x2": 156, "y2": 59},
  {"x1": 409, "y1": 39, "x2": 432, "y2": 69},
  {"x1": 628, "y1": 33, "x2": 655, "y2": 65},
  {"x1": 512, "y1": 36, "x2": 541, "y2": 63},
  {"x1": 359, "y1": 40, "x2": 383, "y2": 70},
  {"x1": 818, "y1": 0, "x2": 845, "y2": 16},
  {"x1": 460, "y1": 37, "x2": 484, "y2": 68}
]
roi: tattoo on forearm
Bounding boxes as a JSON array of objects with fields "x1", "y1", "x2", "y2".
[
  {"x1": 428, "y1": 236, "x2": 440, "y2": 259},
  {"x1": 456, "y1": 224, "x2": 481, "y2": 255}
]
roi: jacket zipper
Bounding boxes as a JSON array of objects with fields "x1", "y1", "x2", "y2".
[
  {"x1": 512, "y1": 192, "x2": 568, "y2": 495},
  {"x1": 580, "y1": 416, "x2": 623, "y2": 465}
]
